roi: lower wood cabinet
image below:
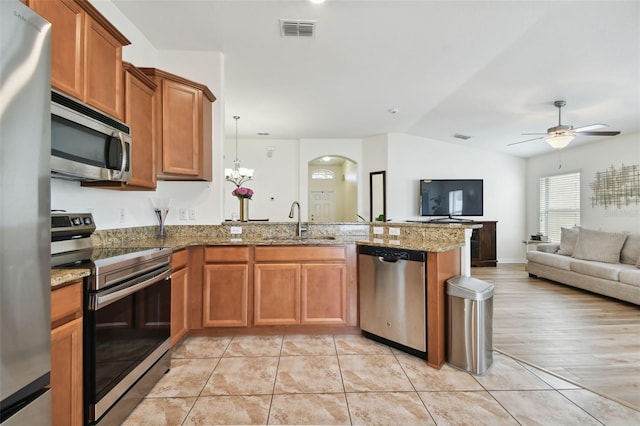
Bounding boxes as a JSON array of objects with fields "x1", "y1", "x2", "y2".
[
  {"x1": 254, "y1": 264, "x2": 300, "y2": 326},
  {"x1": 171, "y1": 249, "x2": 189, "y2": 347},
  {"x1": 176, "y1": 244, "x2": 356, "y2": 331},
  {"x1": 301, "y1": 264, "x2": 347, "y2": 325},
  {"x1": 254, "y1": 246, "x2": 348, "y2": 326},
  {"x1": 470, "y1": 221, "x2": 497, "y2": 267},
  {"x1": 51, "y1": 279, "x2": 83, "y2": 426},
  {"x1": 203, "y1": 246, "x2": 250, "y2": 327}
]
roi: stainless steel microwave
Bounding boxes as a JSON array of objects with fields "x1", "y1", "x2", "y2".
[{"x1": 51, "y1": 90, "x2": 131, "y2": 182}]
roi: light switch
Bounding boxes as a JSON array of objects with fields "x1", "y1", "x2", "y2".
[
  {"x1": 389, "y1": 227, "x2": 400, "y2": 236},
  {"x1": 230, "y1": 226, "x2": 242, "y2": 234},
  {"x1": 373, "y1": 226, "x2": 384, "y2": 235}
]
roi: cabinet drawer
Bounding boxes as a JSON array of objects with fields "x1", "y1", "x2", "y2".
[
  {"x1": 255, "y1": 246, "x2": 346, "y2": 262},
  {"x1": 172, "y1": 248, "x2": 188, "y2": 270},
  {"x1": 204, "y1": 246, "x2": 250, "y2": 263},
  {"x1": 51, "y1": 280, "x2": 82, "y2": 325}
]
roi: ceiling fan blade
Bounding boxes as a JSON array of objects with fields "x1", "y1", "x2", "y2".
[
  {"x1": 507, "y1": 136, "x2": 544, "y2": 146},
  {"x1": 578, "y1": 130, "x2": 621, "y2": 136},
  {"x1": 574, "y1": 124, "x2": 607, "y2": 132}
]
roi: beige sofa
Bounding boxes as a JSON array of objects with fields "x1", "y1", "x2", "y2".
[{"x1": 526, "y1": 227, "x2": 640, "y2": 305}]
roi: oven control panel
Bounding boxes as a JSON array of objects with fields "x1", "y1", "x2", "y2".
[{"x1": 51, "y1": 212, "x2": 96, "y2": 239}]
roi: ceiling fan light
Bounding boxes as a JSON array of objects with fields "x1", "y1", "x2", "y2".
[{"x1": 545, "y1": 134, "x2": 575, "y2": 150}]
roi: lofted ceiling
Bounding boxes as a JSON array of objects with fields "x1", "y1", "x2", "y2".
[{"x1": 112, "y1": 0, "x2": 640, "y2": 158}]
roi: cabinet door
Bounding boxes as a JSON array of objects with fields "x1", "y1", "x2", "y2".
[
  {"x1": 203, "y1": 264, "x2": 249, "y2": 327},
  {"x1": 160, "y1": 79, "x2": 201, "y2": 176},
  {"x1": 84, "y1": 15, "x2": 123, "y2": 119},
  {"x1": 480, "y1": 221, "x2": 497, "y2": 264},
  {"x1": 51, "y1": 317, "x2": 83, "y2": 426},
  {"x1": 254, "y1": 264, "x2": 300, "y2": 326},
  {"x1": 171, "y1": 267, "x2": 189, "y2": 346},
  {"x1": 123, "y1": 66, "x2": 156, "y2": 189},
  {"x1": 301, "y1": 264, "x2": 347, "y2": 325},
  {"x1": 29, "y1": 0, "x2": 84, "y2": 99}
]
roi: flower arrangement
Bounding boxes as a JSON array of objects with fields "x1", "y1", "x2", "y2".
[{"x1": 232, "y1": 187, "x2": 254, "y2": 199}]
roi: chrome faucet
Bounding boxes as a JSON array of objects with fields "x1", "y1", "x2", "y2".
[{"x1": 288, "y1": 201, "x2": 306, "y2": 237}]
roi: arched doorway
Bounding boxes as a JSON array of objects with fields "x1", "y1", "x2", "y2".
[{"x1": 307, "y1": 156, "x2": 358, "y2": 222}]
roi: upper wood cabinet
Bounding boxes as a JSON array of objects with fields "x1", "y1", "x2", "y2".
[
  {"x1": 121, "y1": 62, "x2": 157, "y2": 189},
  {"x1": 27, "y1": 0, "x2": 130, "y2": 120},
  {"x1": 82, "y1": 62, "x2": 157, "y2": 191},
  {"x1": 140, "y1": 68, "x2": 215, "y2": 181}
]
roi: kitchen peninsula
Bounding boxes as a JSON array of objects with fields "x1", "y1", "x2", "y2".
[{"x1": 52, "y1": 221, "x2": 476, "y2": 369}]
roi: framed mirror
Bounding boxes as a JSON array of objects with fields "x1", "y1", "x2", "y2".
[{"x1": 370, "y1": 171, "x2": 386, "y2": 221}]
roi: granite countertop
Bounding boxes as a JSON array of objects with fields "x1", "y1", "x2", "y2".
[
  {"x1": 51, "y1": 268, "x2": 91, "y2": 288},
  {"x1": 51, "y1": 222, "x2": 470, "y2": 288},
  {"x1": 102, "y1": 235, "x2": 464, "y2": 253}
]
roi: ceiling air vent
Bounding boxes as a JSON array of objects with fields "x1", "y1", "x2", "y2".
[
  {"x1": 453, "y1": 133, "x2": 472, "y2": 140},
  {"x1": 280, "y1": 19, "x2": 316, "y2": 37}
]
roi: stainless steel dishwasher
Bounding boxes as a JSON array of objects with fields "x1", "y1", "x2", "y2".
[{"x1": 358, "y1": 245, "x2": 427, "y2": 358}]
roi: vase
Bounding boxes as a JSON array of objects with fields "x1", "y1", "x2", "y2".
[
  {"x1": 154, "y1": 208, "x2": 169, "y2": 238},
  {"x1": 239, "y1": 198, "x2": 249, "y2": 222}
]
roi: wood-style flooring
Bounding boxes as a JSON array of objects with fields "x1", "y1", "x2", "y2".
[{"x1": 472, "y1": 263, "x2": 640, "y2": 410}]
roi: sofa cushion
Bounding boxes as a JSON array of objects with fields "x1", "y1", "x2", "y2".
[
  {"x1": 569, "y1": 259, "x2": 621, "y2": 281},
  {"x1": 537, "y1": 243, "x2": 560, "y2": 253},
  {"x1": 527, "y1": 251, "x2": 572, "y2": 270},
  {"x1": 572, "y1": 228, "x2": 628, "y2": 264},
  {"x1": 557, "y1": 227, "x2": 579, "y2": 256},
  {"x1": 620, "y1": 233, "x2": 640, "y2": 265},
  {"x1": 619, "y1": 268, "x2": 640, "y2": 287}
]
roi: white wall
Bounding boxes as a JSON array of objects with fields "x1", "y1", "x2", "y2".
[
  {"x1": 362, "y1": 134, "x2": 389, "y2": 220},
  {"x1": 526, "y1": 133, "x2": 640, "y2": 235},
  {"x1": 223, "y1": 138, "x2": 299, "y2": 222},
  {"x1": 342, "y1": 160, "x2": 358, "y2": 221},
  {"x1": 385, "y1": 133, "x2": 527, "y2": 263}
]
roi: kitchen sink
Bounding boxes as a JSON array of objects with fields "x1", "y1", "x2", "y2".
[{"x1": 270, "y1": 236, "x2": 336, "y2": 241}]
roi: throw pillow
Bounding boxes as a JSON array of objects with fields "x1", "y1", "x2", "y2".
[
  {"x1": 620, "y1": 233, "x2": 640, "y2": 265},
  {"x1": 557, "y1": 227, "x2": 580, "y2": 256},
  {"x1": 572, "y1": 228, "x2": 628, "y2": 264}
]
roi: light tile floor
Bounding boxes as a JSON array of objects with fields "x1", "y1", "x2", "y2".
[{"x1": 123, "y1": 334, "x2": 640, "y2": 425}]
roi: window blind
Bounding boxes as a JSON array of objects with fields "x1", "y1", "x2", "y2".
[{"x1": 539, "y1": 172, "x2": 581, "y2": 242}]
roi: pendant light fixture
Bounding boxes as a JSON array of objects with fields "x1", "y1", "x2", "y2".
[{"x1": 225, "y1": 116, "x2": 253, "y2": 187}]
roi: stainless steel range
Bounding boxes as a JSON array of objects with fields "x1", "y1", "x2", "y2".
[{"x1": 51, "y1": 213, "x2": 172, "y2": 426}]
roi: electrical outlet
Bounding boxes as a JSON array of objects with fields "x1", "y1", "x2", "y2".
[
  {"x1": 179, "y1": 208, "x2": 187, "y2": 220},
  {"x1": 230, "y1": 226, "x2": 242, "y2": 234},
  {"x1": 188, "y1": 208, "x2": 196, "y2": 220},
  {"x1": 119, "y1": 208, "x2": 126, "y2": 223},
  {"x1": 389, "y1": 227, "x2": 400, "y2": 236},
  {"x1": 373, "y1": 226, "x2": 384, "y2": 235}
]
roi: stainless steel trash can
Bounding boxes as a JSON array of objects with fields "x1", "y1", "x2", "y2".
[{"x1": 446, "y1": 276, "x2": 495, "y2": 375}]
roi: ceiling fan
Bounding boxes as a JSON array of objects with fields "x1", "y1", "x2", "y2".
[{"x1": 508, "y1": 100, "x2": 621, "y2": 150}]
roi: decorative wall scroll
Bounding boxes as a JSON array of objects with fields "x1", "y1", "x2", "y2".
[{"x1": 589, "y1": 164, "x2": 640, "y2": 209}]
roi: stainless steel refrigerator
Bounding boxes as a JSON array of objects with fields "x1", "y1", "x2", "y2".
[{"x1": 0, "y1": 1, "x2": 52, "y2": 424}]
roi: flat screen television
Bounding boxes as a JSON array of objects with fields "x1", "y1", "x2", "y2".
[{"x1": 419, "y1": 179, "x2": 483, "y2": 220}]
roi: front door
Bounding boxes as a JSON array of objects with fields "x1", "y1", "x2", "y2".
[{"x1": 309, "y1": 191, "x2": 336, "y2": 222}]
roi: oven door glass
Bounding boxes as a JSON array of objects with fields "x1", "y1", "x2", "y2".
[{"x1": 86, "y1": 277, "x2": 170, "y2": 405}]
